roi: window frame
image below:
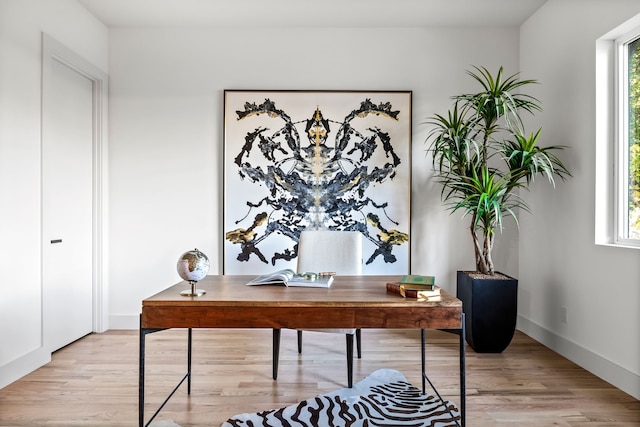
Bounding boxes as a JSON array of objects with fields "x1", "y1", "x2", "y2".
[{"x1": 614, "y1": 28, "x2": 640, "y2": 247}]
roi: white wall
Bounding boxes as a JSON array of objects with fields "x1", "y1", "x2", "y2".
[
  {"x1": 519, "y1": 0, "x2": 640, "y2": 399},
  {"x1": 0, "y1": 0, "x2": 107, "y2": 388},
  {"x1": 107, "y1": 26, "x2": 521, "y2": 324}
]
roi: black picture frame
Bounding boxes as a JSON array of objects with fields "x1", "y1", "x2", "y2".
[{"x1": 223, "y1": 90, "x2": 412, "y2": 274}]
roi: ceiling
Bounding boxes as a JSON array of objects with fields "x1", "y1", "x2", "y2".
[{"x1": 78, "y1": 0, "x2": 548, "y2": 28}]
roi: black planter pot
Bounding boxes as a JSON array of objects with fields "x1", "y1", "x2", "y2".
[{"x1": 456, "y1": 271, "x2": 518, "y2": 353}]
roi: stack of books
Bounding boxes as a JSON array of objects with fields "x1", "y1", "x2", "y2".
[{"x1": 386, "y1": 275, "x2": 441, "y2": 300}]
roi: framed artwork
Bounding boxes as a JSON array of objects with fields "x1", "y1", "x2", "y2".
[{"x1": 223, "y1": 90, "x2": 411, "y2": 275}]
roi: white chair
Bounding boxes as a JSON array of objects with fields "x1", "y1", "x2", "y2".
[{"x1": 272, "y1": 229, "x2": 363, "y2": 387}]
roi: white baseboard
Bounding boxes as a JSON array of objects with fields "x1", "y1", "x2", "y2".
[
  {"x1": 0, "y1": 346, "x2": 50, "y2": 389},
  {"x1": 108, "y1": 314, "x2": 139, "y2": 330},
  {"x1": 517, "y1": 315, "x2": 640, "y2": 400}
]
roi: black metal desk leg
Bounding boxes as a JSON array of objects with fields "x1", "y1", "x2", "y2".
[
  {"x1": 423, "y1": 325, "x2": 465, "y2": 427},
  {"x1": 139, "y1": 317, "x2": 145, "y2": 427},
  {"x1": 460, "y1": 313, "x2": 466, "y2": 427},
  {"x1": 273, "y1": 329, "x2": 281, "y2": 380},
  {"x1": 421, "y1": 329, "x2": 426, "y2": 393},
  {"x1": 138, "y1": 319, "x2": 190, "y2": 427},
  {"x1": 187, "y1": 328, "x2": 192, "y2": 394},
  {"x1": 346, "y1": 333, "x2": 354, "y2": 388}
]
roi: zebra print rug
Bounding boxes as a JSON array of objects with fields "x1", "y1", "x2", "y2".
[{"x1": 222, "y1": 369, "x2": 460, "y2": 427}]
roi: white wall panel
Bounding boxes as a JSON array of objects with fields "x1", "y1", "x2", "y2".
[
  {"x1": 520, "y1": 0, "x2": 640, "y2": 399},
  {"x1": 0, "y1": 0, "x2": 107, "y2": 388}
]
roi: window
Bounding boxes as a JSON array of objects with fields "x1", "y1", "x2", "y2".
[
  {"x1": 617, "y1": 31, "x2": 640, "y2": 244},
  {"x1": 596, "y1": 13, "x2": 640, "y2": 248}
]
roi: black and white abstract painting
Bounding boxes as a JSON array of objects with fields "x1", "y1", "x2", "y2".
[{"x1": 223, "y1": 90, "x2": 411, "y2": 275}]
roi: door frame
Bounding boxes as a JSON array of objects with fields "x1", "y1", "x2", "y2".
[{"x1": 41, "y1": 33, "x2": 108, "y2": 333}]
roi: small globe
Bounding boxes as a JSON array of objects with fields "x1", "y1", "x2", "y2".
[{"x1": 177, "y1": 248, "x2": 210, "y2": 283}]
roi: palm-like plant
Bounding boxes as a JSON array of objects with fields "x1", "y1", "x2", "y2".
[{"x1": 427, "y1": 66, "x2": 571, "y2": 275}]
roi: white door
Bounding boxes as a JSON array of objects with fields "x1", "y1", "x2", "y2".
[{"x1": 42, "y1": 56, "x2": 94, "y2": 352}]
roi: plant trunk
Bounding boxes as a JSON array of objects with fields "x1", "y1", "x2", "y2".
[
  {"x1": 469, "y1": 215, "x2": 495, "y2": 275},
  {"x1": 483, "y1": 231, "x2": 494, "y2": 275}
]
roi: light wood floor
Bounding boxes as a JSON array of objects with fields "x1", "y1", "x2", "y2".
[{"x1": 0, "y1": 329, "x2": 638, "y2": 426}]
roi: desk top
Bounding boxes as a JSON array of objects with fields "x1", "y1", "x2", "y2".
[{"x1": 141, "y1": 275, "x2": 462, "y2": 330}]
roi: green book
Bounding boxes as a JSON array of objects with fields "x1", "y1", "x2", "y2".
[{"x1": 400, "y1": 275, "x2": 436, "y2": 288}]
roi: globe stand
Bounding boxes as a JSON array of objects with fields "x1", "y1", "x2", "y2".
[{"x1": 180, "y1": 280, "x2": 206, "y2": 297}]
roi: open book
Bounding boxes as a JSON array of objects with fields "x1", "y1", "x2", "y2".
[{"x1": 246, "y1": 269, "x2": 333, "y2": 288}]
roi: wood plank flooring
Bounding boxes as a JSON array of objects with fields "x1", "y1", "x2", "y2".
[{"x1": 0, "y1": 329, "x2": 638, "y2": 426}]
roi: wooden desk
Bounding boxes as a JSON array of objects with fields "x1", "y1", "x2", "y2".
[{"x1": 139, "y1": 275, "x2": 465, "y2": 426}]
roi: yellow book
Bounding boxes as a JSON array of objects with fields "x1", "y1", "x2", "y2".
[{"x1": 400, "y1": 284, "x2": 441, "y2": 298}]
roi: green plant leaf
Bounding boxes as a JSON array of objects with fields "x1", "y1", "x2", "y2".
[{"x1": 425, "y1": 65, "x2": 571, "y2": 275}]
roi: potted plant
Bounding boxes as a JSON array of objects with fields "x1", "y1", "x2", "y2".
[{"x1": 426, "y1": 66, "x2": 570, "y2": 352}]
